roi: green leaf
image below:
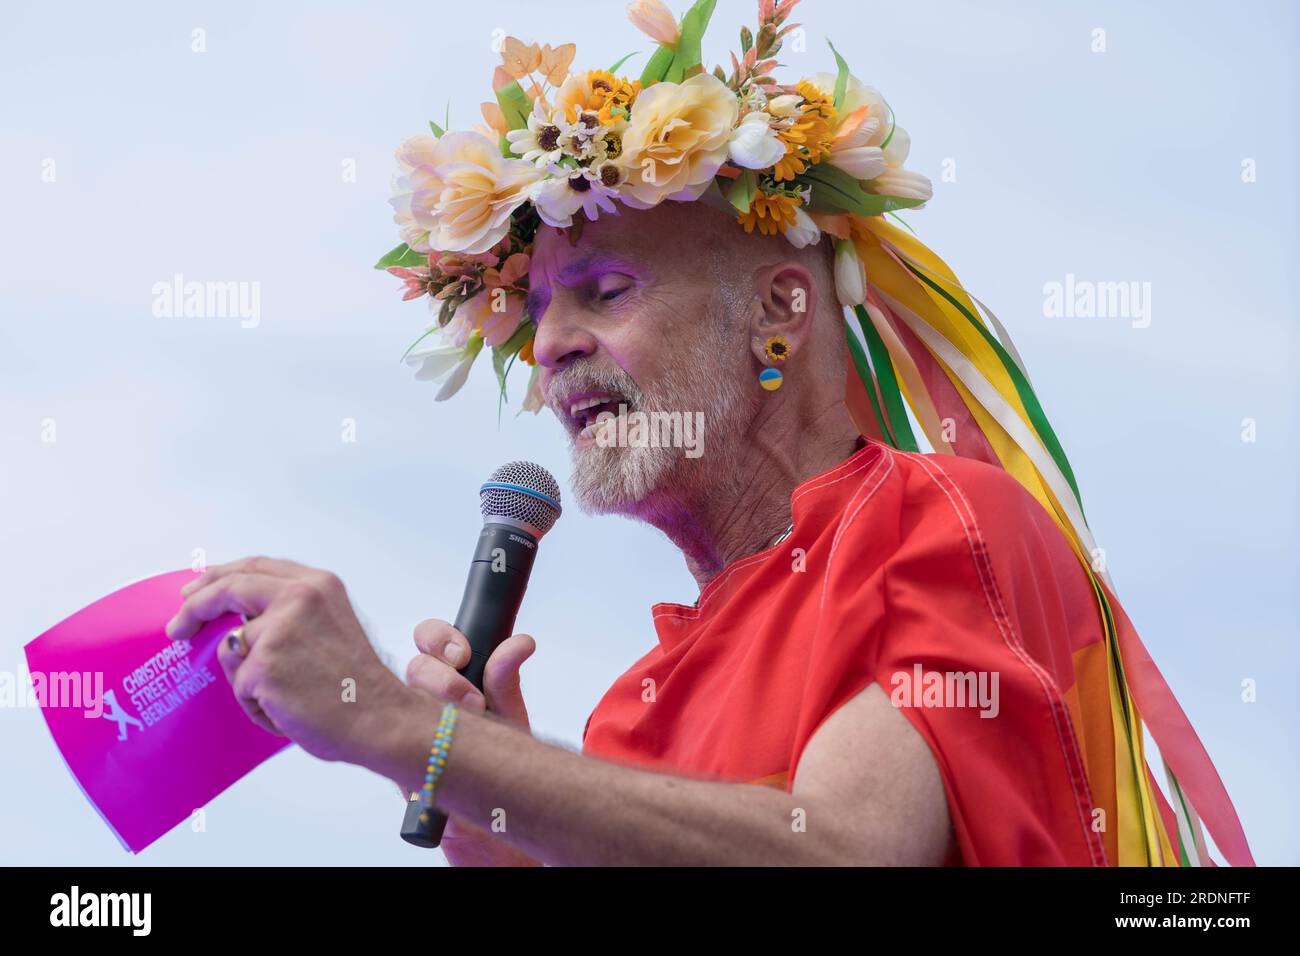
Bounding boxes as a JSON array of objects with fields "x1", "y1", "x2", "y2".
[
  {"x1": 885, "y1": 210, "x2": 917, "y2": 235},
  {"x1": 800, "y1": 163, "x2": 873, "y2": 214},
  {"x1": 880, "y1": 97, "x2": 897, "y2": 150},
  {"x1": 513, "y1": 363, "x2": 542, "y2": 419},
  {"x1": 374, "y1": 243, "x2": 427, "y2": 270},
  {"x1": 400, "y1": 325, "x2": 440, "y2": 362},
  {"x1": 665, "y1": 0, "x2": 717, "y2": 84},
  {"x1": 827, "y1": 40, "x2": 850, "y2": 112},
  {"x1": 801, "y1": 163, "x2": 925, "y2": 217},
  {"x1": 608, "y1": 51, "x2": 640, "y2": 73},
  {"x1": 855, "y1": 191, "x2": 926, "y2": 216},
  {"x1": 429, "y1": 119, "x2": 445, "y2": 137},
  {"x1": 639, "y1": 43, "x2": 675, "y2": 86},
  {"x1": 495, "y1": 80, "x2": 532, "y2": 131},
  {"x1": 725, "y1": 169, "x2": 758, "y2": 213},
  {"x1": 491, "y1": 321, "x2": 534, "y2": 400}
]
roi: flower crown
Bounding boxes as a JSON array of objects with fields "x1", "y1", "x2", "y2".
[{"x1": 378, "y1": 0, "x2": 932, "y2": 410}]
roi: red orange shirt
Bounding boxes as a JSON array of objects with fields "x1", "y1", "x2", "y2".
[{"x1": 582, "y1": 437, "x2": 1112, "y2": 865}]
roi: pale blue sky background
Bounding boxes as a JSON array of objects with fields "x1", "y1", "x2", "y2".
[{"x1": 1, "y1": 0, "x2": 1295, "y2": 865}]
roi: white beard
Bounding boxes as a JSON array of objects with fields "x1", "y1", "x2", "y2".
[{"x1": 557, "y1": 334, "x2": 756, "y2": 517}]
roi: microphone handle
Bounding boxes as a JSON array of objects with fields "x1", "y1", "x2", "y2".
[{"x1": 400, "y1": 523, "x2": 537, "y2": 848}]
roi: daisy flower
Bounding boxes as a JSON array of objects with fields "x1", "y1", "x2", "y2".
[{"x1": 507, "y1": 101, "x2": 570, "y2": 167}]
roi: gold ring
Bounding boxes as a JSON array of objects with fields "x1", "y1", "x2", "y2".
[{"x1": 226, "y1": 625, "x2": 249, "y2": 658}]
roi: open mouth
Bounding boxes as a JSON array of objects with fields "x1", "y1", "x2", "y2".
[{"x1": 566, "y1": 392, "x2": 629, "y2": 442}]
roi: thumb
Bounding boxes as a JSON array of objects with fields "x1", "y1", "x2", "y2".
[{"x1": 481, "y1": 632, "x2": 535, "y2": 729}]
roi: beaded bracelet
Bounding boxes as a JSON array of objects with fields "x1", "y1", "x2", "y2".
[{"x1": 416, "y1": 701, "x2": 460, "y2": 824}]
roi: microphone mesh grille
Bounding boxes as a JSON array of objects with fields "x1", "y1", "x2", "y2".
[{"x1": 479, "y1": 461, "x2": 562, "y2": 537}]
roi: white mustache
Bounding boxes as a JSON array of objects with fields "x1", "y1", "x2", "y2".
[{"x1": 545, "y1": 364, "x2": 644, "y2": 412}]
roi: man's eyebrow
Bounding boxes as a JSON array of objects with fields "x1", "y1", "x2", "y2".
[{"x1": 556, "y1": 251, "x2": 639, "y2": 284}]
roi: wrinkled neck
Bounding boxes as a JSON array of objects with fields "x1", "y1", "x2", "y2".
[{"x1": 639, "y1": 400, "x2": 861, "y2": 591}]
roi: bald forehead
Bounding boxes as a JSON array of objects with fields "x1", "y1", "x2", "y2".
[{"x1": 530, "y1": 201, "x2": 779, "y2": 285}]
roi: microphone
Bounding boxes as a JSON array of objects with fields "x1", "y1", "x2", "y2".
[{"x1": 400, "y1": 461, "x2": 562, "y2": 848}]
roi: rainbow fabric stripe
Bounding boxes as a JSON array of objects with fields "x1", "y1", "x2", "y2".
[{"x1": 842, "y1": 217, "x2": 1253, "y2": 867}]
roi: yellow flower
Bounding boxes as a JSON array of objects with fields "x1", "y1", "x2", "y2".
[
  {"x1": 617, "y1": 73, "x2": 739, "y2": 207},
  {"x1": 763, "y1": 335, "x2": 791, "y2": 362},
  {"x1": 737, "y1": 191, "x2": 800, "y2": 236},
  {"x1": 794, "y1": 80, "x2": 836, "y2": 122},
  {"x1": 770, "y1": 84, "x2": 835, "y2": 181},
  {"x1": 558, "y1": 70, "x2": 642, "y2": 126}
]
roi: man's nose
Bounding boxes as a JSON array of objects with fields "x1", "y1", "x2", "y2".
[{"x1": 531, "y1": 304, "x2": 598, "y2": 370}]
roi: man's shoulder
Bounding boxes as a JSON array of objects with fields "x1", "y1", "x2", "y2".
[
  {"x1": 822, "y1": 443, "x2": 1079, "y2": 588},
  {"x1": 843, "y1": 443, "x2": 1056, "y2": 538}
]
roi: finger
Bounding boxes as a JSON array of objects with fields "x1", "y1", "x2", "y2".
[
  {"x1": 482, "y1": 633, "x2": 536, "y2": 727},
  {"x1": 227, "y1": 655, "x2": 285, "y2": 737},
  {"x1": 180, "y1": 556, "x2": 319, "y2": 597},
  {"x1": 215, "y1": 625, "x2": 245, "y2": 688},
  {"x1": 167, "y1": 572, "x2": 285, "y2": 642},
  {"x1": 405, "y1": 653, "x2": 483, "y2": 711},
  {"x1": 412, "y1": 619, "x2": 471, "y2": 670},
  {"x1": 238, "y1": 695, "x2": 284, "y2": 737}
]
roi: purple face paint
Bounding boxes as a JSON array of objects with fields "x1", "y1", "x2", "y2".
[{"x1": 24, "y1": 569, "x2": 290, "y2": 852}]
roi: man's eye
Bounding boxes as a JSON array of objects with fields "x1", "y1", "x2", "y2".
[{"x1": 595, "y1": 277, "x2": 632, "y2": 302}]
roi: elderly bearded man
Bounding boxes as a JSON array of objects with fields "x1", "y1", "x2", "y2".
[{"x1": 166, "y1": 1, "x2": 1252, "y2": 867}]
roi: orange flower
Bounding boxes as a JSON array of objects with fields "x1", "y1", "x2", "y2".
[
  {"x1": 771, "y1": 83, "x2": 835, "y2": 181},
  {"x1": 737, "y1": 191, "x2": 800, "y2": 236},
  {"x1": 558, "y1": 70, "x2": 641, "y2": 125},
  {"x1": 518, "y1": 337, "x2": 536, "y2": 366}
]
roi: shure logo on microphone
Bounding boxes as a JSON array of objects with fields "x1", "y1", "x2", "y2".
[
  {"x1": 509, "y1": 534, "x2": 536, "y2": 549},
  {"x1": 49, "y1": 886, "x2": 151, "y2": 936}
]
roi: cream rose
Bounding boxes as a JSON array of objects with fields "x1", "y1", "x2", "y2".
[
  {"x1": 392, "y1": 131, "x2": 542, "y2": 255},
  {"x1": 617, "y1": 73, "x2": 739, "y2": 207}
]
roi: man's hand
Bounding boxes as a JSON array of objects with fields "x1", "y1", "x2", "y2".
[
  {"x1": 166, "y1": 556, "x2": 412, "y2": 767},
  {"x1": 405, "y1": 619, "x2": 541, "y2": 867}
]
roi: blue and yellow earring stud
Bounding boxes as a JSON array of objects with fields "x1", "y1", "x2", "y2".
[{"x1": 760, "y1": 335, "x2": 790, "y2": 391}]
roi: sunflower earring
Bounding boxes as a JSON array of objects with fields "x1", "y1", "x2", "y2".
[{"x1": 760, "y1": 335, "x2": 790, "y2": 391}]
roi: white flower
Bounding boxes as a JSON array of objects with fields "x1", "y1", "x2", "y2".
[
  {"x1": 784, "y1": 206, "x2": 821, "y2": 249},
  {"x1": 727, "y1": 110, "x2": 786, "y2": 170},
  {"x1": 507, "y1": 101, "x2": 569, "y2": 167},
  {"x1": 395, "y1": 134, "x2": 441, "y2": 171},
  {"x1": 627, "y1": 0, "x2": 680, "y2": 47},
  {"x1": 530, "y1": 166, "x2": 620, "y2": 227},
  {"x1": 869, "y1": 167, "x2": 933, "y2": 203},
  {"x1": 390, "y1": 131, "x2": 542, "y2": 254},
  {"x1": 560, "y1": 115, "x2": 611, "y2": 162},
  {"x1": 834, "y1": 240, "x2": 868, "y2": 306},
  {"x1": 804, "y1": 72, "x2": 931, "y2": 204},
  {"x1": 767, "y1": 94, "x2": 802, "y2": 118},
  {"x1": 405, "y1": 337, "x2": 482, "y2": 401}
]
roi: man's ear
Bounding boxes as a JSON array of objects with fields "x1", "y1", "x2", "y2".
[{"x1": 750, "y1": 261, "x2": 819, "y2": 366}]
